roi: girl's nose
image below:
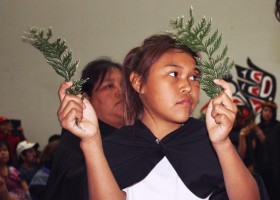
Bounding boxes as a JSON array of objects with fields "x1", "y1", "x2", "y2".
[{"x1": 180, "y1": 79, "x2": 191, "y2": 94}]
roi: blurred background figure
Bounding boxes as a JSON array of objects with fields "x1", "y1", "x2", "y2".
[
  {"x1": 250, "y1": 101, "x2": 280, "y2": 200},
  {"x1": 0, "y1": 176, "x2": 19, "y2": 200},
  {"x1": 47, "y1": 134, "x2": 60, "y2": 144},
  {"x1": 29, "y1": 140, "x2": 60, "y2": 200},
  {"x1": 229, "y1": 108, "x2": 255, "y2": 172},
  {"x1": 0, "y1": 117, "x2": 26, "y2": 162},
  {"x1": 234, "y1": 101, "x2": 280, "y2": 199},
  {"x1": 15, "y1": 141, "x2": 39, "y2": 185},
  {"x1": 0, "y1": 141, "x2": 31, "y2": 200}
]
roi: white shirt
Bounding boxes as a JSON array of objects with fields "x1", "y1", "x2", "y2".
[{"x1": 123, "y1": 157, "x2": 210, "y2": 200}]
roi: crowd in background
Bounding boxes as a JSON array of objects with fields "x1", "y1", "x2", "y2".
[
  {"x1": 0, "y1": 117, "x2": 60, "y2": 200},
  {"x1": 229, "y1": 102, "x2": 280, "y2": 199}
]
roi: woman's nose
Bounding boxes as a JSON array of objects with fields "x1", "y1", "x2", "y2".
[{"x1": 115, "y1": 86, "x2": 123, "y2": 98}]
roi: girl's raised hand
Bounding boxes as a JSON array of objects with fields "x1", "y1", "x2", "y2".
[
  {"x1": 57, "y1": 82, "x2": 100, "y2": 142},
  {"x1": 206, "y1": 79, "x2": 237, "y2": 144}
]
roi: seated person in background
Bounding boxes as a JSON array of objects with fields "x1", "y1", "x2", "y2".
[
  {"x1": 15, "y1": 141, "x2": 39, "y2": 185},
  {"x1": 29, "y1": 140, "x2": 60, "y2": 200},
  {"x1": 0, "y1": 117, "x2": 25, "y2": 162},
  {"x1": 43, "y1": 57, "x2": 124, "y2": 200},
  {"x1": 0, "y1": 176, "x2": 19, "y2": 200},
  {"x1": 0, "y1": 141, "x2": 30, "y2": 200}
]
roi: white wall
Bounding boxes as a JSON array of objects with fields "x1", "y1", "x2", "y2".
[{"x1": 1, "y1": 0, "x2": 279, "y2": 150}]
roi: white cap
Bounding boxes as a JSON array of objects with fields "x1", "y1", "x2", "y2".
[{"x1": 16, "y1": 140, "x2": 38, "y2": 156}]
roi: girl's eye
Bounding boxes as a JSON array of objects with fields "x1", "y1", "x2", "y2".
[
  {"x1": 169, "y1": 72, "x2": 178, "y2": 77},
  {"x1": 190, "y1": 75, "x2": 199, "y2": 81}
]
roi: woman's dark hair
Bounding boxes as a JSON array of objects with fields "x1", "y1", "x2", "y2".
[
  {"x1": 81, "y1": 57, "x2": 122, "y2": 97},
  {"x1": 260, "y1": 101, "x2": 278, "y2": 126},
  {"x1": 0, "y1": 141, "x2": 12, "y2": 165},
  {"x1": 39, "y1": 140, "x2": 60, "y2": 169},
  {"x1": 123, "y1": 34, "x2": 198, "y2": 125}
]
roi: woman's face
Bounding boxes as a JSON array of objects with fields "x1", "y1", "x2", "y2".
[
  {"x1": 0, "y1": 144, "x2": 9, "y2": 165},
  {"x1": 139, "y1": 50, "x2": 200, "y2": 128},
  {"x1": 89, "y1": 68, "x2": 124, "y2": 128},
  {"x1": 262, "y1": 106, "x2": 273, "y2": 122}
]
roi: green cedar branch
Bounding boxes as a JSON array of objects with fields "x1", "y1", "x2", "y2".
[
  {"x1": 169, "y1": 7, "x2": 234, "y2": 98},
  {"x1": 22, "y1": 27, "x2": 88, "y2": 96}
]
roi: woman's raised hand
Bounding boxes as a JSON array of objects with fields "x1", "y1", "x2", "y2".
[
  {"x1": 57, "y1": 82, "x2": 100, "y2": 142},
  {"x1": 206, "y1": 79, "x2": 237, "y2": 144}
]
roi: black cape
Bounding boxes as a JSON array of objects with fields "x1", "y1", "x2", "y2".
[
  {"x1": 103, "y1": 118, "x2": 269, "y2": 200},
  {"x1": 103, "y1": 118, "x2": 227, "y2": 199}
]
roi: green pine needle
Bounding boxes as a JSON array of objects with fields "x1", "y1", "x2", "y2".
[
  {"x1": 169, "y1": 7, "x2": 234, "y2": 98},
  {"x1": 22, "y1": 27, "x2": 88, "y2": 95}
]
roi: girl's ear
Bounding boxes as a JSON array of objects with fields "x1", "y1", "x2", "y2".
[{"x1": 130, "y1": 72, "x2": 142, "y2": 93}]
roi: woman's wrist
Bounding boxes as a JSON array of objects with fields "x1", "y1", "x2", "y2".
[{"x1": 80, "y1": 131, "x2": 103, "y2": 153}]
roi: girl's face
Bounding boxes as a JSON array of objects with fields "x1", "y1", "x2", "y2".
[
  {"x1": 139, "y1": 49, "x2": 200, "y2": 128},
  {"x1": 89, "y1": 68, "x2": 124, "y2": 128},
  {"x1": 0, "y1": 144, "x2": 9, "y2": 165}
]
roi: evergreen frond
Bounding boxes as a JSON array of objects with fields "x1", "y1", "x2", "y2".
[
  {"x1": 22, "y1": 27, "x2": 87, "y2": 95},
  {"x1": 168, "y1": 7, "x2": 234, "y2": 98}
]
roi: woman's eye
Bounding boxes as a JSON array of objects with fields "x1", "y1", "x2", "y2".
[
  {"x1": 169, "y1": 72, "x2": 178, "y2": 77},
  {"x1": 104, "y1": 84, "x2": 114, "y2": 89}
]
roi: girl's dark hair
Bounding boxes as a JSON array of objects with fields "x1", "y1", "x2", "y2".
[
  {"x1": 123, "y1": 34, "x2": 198, "y2": 125},
  {"x1": 260, "y1": 101, "x2": 278, "y2": 126},
  {"x1": 81, "y1": 57, "x2": 122, "y2": 97}
]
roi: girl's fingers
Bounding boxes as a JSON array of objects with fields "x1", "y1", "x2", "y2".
[
  {"x1": 211, "y1": 103, "x2": 236, "y2": 125},
  {"x1": 212, "y1": 79, "x2": 237, "y2": 117},
  {"x1": 58, "y1": 81, "x2": 73, "y2": 102},
  {"x1": 213, "y1": 79, "x2": 233, "y2": 99}
]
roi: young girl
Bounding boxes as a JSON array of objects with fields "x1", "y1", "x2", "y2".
[{"x1": 57, "y1": 34, "x2": 262, "y2": 200}]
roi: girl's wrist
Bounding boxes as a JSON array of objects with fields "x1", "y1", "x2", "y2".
[{"x1": 212, "y1": 137, "x2": 232, "y2": 151}]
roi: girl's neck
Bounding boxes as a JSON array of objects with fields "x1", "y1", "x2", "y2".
[{"x1": 141, "y1": 116, "x2": 182, "y2": 140}]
